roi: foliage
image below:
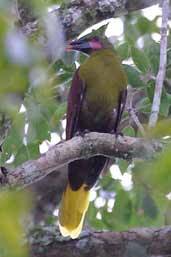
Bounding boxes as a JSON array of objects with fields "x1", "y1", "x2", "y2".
[
  {"x1": 0, "y1": 191, "x2": 31, "y2": 257},
  {"x1": 0, "y1": 0, "x2": 171, "y2": 253}
]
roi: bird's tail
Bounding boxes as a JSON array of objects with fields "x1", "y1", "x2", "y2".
[{"x1": 59, "y1": 182, "x2": 90, "y2": 239}]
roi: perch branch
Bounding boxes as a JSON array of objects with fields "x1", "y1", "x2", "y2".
[{"x1": 0, "y1": 133, "x2": 162, "y2": 190}]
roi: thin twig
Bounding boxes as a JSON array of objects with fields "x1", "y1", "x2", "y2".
[
  {"x1": 130, "y1": 108, "x2": 145, "y2": 135},
  {"x1": 129, "y1": 92, "x2": 145, "y2": 135},
  {"x1": 148, "y1": 0, "x2": 170, "y2": 128}
]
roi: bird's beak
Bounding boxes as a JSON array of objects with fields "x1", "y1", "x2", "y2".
[{"x1": 65, "y1": 39, "x2": 90, "y2": 51}]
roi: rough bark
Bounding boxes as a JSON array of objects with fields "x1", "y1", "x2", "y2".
[
  {"x1": 0, "y1": 133, "x2": 162, "y2": 190},
  {"x1": 29, "y1": 225, "x2": 171, "y2": 257},
  {"x1": 59, "y1": 0, "x2": 161, "y2": 39},
  {"x1": 16, "y1": 0, "x2": 161, "y2": 40}
]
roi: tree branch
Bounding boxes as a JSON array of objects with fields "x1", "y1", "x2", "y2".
[
  {"x1": 17, "y1": 0, "x2": 161, "y2": 40},
  {"x1": 58, "y1": 0, "x2": 161, "y2": 39},
  {"x1": 29, "y1": 225, "x2": 171, "y2": 257},
  {"x1": 1, "y1": 133, "x2": 162, "y2": 190},
  {"x1": 148, "y1": 0, "x2": 170, "y2": 128}
]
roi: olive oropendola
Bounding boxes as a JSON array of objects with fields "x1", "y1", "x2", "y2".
[{"x1": 59, "y1": 35, "x2": 127, "y2": 238}]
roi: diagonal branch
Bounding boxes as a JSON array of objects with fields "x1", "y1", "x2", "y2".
[
  {"x1": 17, "y1": 0, "x2": 161, "y2": 40},
  {"x1": 148, "y1": 0, "x2": 170, "y2": 128},
  {"x1": 58, "y1": 0, "x2": 161, "y2": 39},
  {"x1": 0, "y1": 133, "x2": 162, "y2": 190}
]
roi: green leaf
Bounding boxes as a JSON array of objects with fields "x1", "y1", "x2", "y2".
[
  {"x1": 101, "y1": 190, "x2": 132, "y2": 230},
  {"x1": 87, "y1": 203, "x2": 107, "y2": 230},
  {"x1": 160, "y1": 96, "x2": 170, "y2": 117},
  {"x1": 100, "y1": 172, "x2": 115, "y2": 192},
  {"x1": 117, "y1": 42, "x2": 130, "y2": 61},
  {"x1": 27, "y1": 104, "x2": 50, "y2": 143},
  {"x1": 14, "y1": 143, "x2": 39, "y2": 166},
  {"x1": 142, "y1": 192, "x2": 158, "y2": 219},
  {"x1": 133, "y1": 150, "x2": 171, "y2": 195},
  {"x1": 146, "y1": 80, "x2": 155, "y2": 103},
  {"x1": 159, "y1": 88, "x2": 171, "y2": 117},
  {"x1": 0, "y1": 114, "x2": 25, "y2": 165},
  {"x1": 124, "y1": 21, "x2": 139, "y2": 46},
  {"x1": 50, "y1": 102, "x2": 66, "y2": 129},
  {"x1": 117, "y1": 159, "x2": 129, "y2": 174},
  {"x1": 122, "y1": 126, "x2": 135, "y2": 137},
  {"x1": 0, "y1": 191, "x2": 30, "y2": 257},
  {"x1": 164, "y1": 202, "x2": 171, "y2": 225},
  {"x1": 146, "y1": 119, "x2": 171, "y2": 138},
  {"x1": 123, "y1": 64, "x2": 145, "y2": 88},
  {"x1": 136, "y1": 16, "x2": 159, "y2": 35},
  {"x1": 145, "y1": 41, "x2": 160, "y2": 75},
  {"x1": 131, "y1": 47, "x2": 150, "y2": 72}
]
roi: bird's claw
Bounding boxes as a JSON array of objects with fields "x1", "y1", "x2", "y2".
[
  {"x1": 110, "y1": 130, "x2": 123, "y2": 137},
  {"x1": 74, "y1": 129, "x2": 90, "y2": 137},
  {"x1": 0, "y1": 166, "x2": 8, "y2": 184}
]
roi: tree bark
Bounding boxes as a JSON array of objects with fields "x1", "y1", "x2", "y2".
[
  {"x1": 0, "y1": 133, "x2": 162, "y2": 190},
  {"x1": 29, "y1": 225, "x2": 171, "y2": 257},
  {"x1": 59, "y1": 0, "x2": 161, "y2": 39},
  {"x1": 16, "y1": 0, "x2": 161, "y2": 40}
]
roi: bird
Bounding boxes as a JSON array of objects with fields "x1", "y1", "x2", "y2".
[{"x1": 59, "y1": 35, "x2": 127, "y2": 239}]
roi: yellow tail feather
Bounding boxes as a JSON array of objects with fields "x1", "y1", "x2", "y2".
[{"x1": 59, "y1": 183, "x2": 90, "y2": 239}]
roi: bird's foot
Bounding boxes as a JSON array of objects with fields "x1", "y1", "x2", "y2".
[
  {"x1": 110, "y1": 129, "x2": 123, "y2": 137},
  {"x1": 0, "y1": 166, "x2": 8, "y2": 184},
  {"x1": 74, "y1": 129, "x2": 90, "y2": 137}
]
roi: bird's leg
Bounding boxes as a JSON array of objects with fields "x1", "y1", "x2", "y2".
[
  {"x1": 74, "y1": 129, "x2": 90, "y2": 137},
  {"x1": 0, "y1": 166, "x2": 8, "y2": 184},
  {"x1": 113, "y1": 89, "x2": 127, "y2": 136}
]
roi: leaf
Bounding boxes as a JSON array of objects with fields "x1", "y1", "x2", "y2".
[
  {"x1": 14, "y1": 143, "x2": 39, "y2": 166},
  {"x1": 124, "y1": 21, "x2": 139, "y2": 45},
  {"x1": 142, "y1": 192, "x2": 158, "y2": 219},
  {"x1": 27, "y1": 104, "x2": 50, "y2": 143},
  {"x1": 114, "y1": 190, "x2": 132, "y2": 223},
  {"x1": 131, "y1": 47, "x2": 150, "y2": 73},
  {"x1": 0, "y1": 191, "x2": 30, "y2": 257},
  {"x1": 138, "y1": 97, "x2": 151, "y2": 113},
  {"x1": 136, "y1": 16, "x2": 159, "y2": 35},
  {"x1": 100, "y1": 172, "x2": 116, "y2": 192},
  {"x1": 159, "y1": 88, "x2": 171, "y2": 117},
  {"x1": 117, "y1": 159, "x2": 129, "y2": 174},
  {"x1": 27, "y1": 116, "x2": 50, "y2": 143},
  {"x1": 160, "y1": 96, "x2": 170, "y2": 117},
  {"x1": 147, "y1": 80, "x2": 155, "y2": 103},
  {"x1": 117, "y1": 42, "x2": 130, "y2": 61},
  {"x1": 146, "y1": 119, "x2": 171, "y2": 138},
  {"x1": 87, "y1": 203, "x2": 107, "y2": 230},
  {"x1": 0, "y1": 114, "x2": 25, "y2": 165},
  {"x1": 164, "y1": 202, "x2": 171, "y2": 225},
  {"x1": 133, "y1": 150, "x2": 171, "y2": 195},
  {"x1": 123, "y1": 64, "x2": 145, "y2": 88},
  {"x1": 50, "y1": 102, "x2": 66, "y2": 129},
  {"x1": 145, "y1": 41, "x2": 160, "y2": 75},
  {"x1": 122, "y1": 126, "x2": 135, "y2": 137}
]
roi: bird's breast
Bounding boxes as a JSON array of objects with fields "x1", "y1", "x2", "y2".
[
  {"x1": 78, "y1": 49, "x2": 127, "y2": 131},
  {"x1": 79, "y1": 49, "x2": 127, "y2": 110}
]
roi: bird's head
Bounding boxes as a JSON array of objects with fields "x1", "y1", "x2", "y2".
[{"x1": 66, "y1": 36, "x2": 112, "y2": 54}]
